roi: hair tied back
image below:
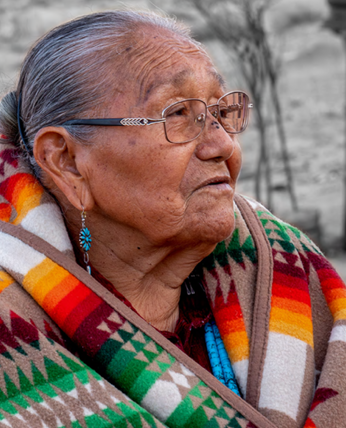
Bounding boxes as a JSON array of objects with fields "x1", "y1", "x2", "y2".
[{"x1": 17, "y1": 93, "x2": 32, "y2": 155}]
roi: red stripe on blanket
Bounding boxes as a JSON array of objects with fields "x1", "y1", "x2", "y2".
[
  {"x1": 273, "y1": 271, "x2": 309, "y2": 291},
  {"x1": 63, "y1": 292, "x2": 104, "y2": 338},
  {"x1": 73, "y1": 302, "x2": 119, "y2": 356},
  {"x1": 320, "y1": 276, "x2": 345, "y2": 292},
  {"x1": 211, "y1": 275, "x2": 248, "y2": 361},
  {"x1": 304, "y1": 418, "x2": 317, "y2": 428},
  {"x1": 272, "y1": 283, "x2": 311, "y2": 305},
  {"x1": 52, "y1": 282, "x2": 92, "y2": 327},
  {"x1": 0, "y1": 173, "x2": 41, "y2": 205},
  {"x1": 317, "y1": 267, "x2": 341, "y2": 282}
]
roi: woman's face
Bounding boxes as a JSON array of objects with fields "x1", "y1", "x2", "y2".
[{"x1": 78, "y1": 31, "x2": 242, "y2": 249}]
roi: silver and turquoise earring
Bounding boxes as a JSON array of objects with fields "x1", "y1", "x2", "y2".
[{"x1": 79, "y1": 207, "x2": 92, "y2": 275}]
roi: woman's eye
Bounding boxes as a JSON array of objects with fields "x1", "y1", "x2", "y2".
[
  {"x1": 166, "y1": 106, "x2": 188, "y2": 118},
  {"x1": 173, "y1": 108, "x2": 186, "y2": 116},
  {"x1": 219, "y1": 107, "x2": 228, "y2": 118}
]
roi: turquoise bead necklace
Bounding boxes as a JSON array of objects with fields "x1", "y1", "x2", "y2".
[
  {"x1": 184, "y1": 272, "x2": 241, "y2": 397},
  {"x1": 204, "y1": 320, "x2": 241, "y2": 397}
]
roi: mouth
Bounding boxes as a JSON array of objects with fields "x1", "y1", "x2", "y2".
[{"x1": 196, "y1": 175, "x2": 231, "y2": 191}]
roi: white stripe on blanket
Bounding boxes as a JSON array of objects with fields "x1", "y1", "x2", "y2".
[
  {"x1": 233, "y1": 358, "x2": 248, "y2": 397},
  {"x1": 21, "y1": 203, "x2": 73, "y2": 252},
  {"x1": 258, "y1": 332, "x2": 307, "y2": 421},
  {"x1": 0, "y1": 231, "x2": 45, "y2": 275},
  {"x1": 329, "y1": 324, "x2": 346, "y2": 343}
]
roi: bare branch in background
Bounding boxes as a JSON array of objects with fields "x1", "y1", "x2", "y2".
[{"x1": 171, "y1": 0, "x2": 297, "y2": 211}]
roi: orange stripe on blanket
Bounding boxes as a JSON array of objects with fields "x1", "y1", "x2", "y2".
[
  {"x1": 23, "y1": 257, "x2": 104, "y2": 339},
  {"x1": 43, "y1": 274, "x2": 81, "y2": 314},
  {"x1": 324, "y1": 287, "x2": 346, "y2": 305},
  {"x1": 222, "y1": 331, "x2": 249, "y2": 363},
  {"x1": 0, "y1": 271, "x2": 15, "y2": 293},
  {"x1": 270, "y1": 320, "x2": 313, "y2": 346},
  {"x1": 0, "y1": 203, "x2": 11, "y2": 222},
  {"x1": 270, "y1": 307, "x2": 313, "y2": 331},
  {"x1": 13, "y1": 187, "x2": 44, "y2": 225},
  {"x1": 0, "y1": 174, "x2": 44, "y2": 224},
  {"x1": 23, "y1": 258, "x2": 70, "y2": 305},
  {"x1": 270, "y1": 308, "x2": 313, "y2": 346},
  {"x1": 218, "y1": 317, "x2": 247, "y2": 334},
  {"x1": 272, "y1": 295, "x2": 312, "y2": 319},
  {"x1": 328, "y1": 298, "x2": 346, "y2": 321},
  {"x1": 212, "y1": 282, "x2": 249, "y2": 363}
]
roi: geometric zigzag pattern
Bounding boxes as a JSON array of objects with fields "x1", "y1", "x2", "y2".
[
  {"x1": 0, "y1": 310, "x2": 166, "y2": 428},
  {"x1": 0, "y1": 308, "x2": 251, "y2": 428},
  {"x1": 256, "y1": 209, "x2": 333, "y2": 425},
  {"x1": 258, "y1": 211, "x2": 315, "y2": 347},
  {"x1": 93, "y1": 319, "x2": 250, "y2": 428},
  {"x1": 201, "y1": 202, "x2": 345, "y2": 426}
]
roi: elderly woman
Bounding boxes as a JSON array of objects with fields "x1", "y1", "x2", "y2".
[{"x1": 0, "y1": 10, "x2": 344, "y2": 428}]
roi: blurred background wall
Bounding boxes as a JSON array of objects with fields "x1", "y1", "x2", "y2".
[{"x1": 1, "y1": 0, "x2": 346, "y2": 277}]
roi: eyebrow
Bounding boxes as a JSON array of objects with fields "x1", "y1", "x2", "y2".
[
  {"x1": 171, "y1": 69, "x2": 194, "y2": 87},
  {"x1": 210, "y1": 70, "x2": 226, "y2": 89}
]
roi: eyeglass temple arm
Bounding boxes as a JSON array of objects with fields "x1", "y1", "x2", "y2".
[
  {"x1": 62, "y1": 118, "x2": 166, "y2": 126},
  {"x1": 61, "y1": 102, "x2": 253, "y2": 127},
  {"x1": 226, "y1": 103, "x2": 254, "y2": 111}
]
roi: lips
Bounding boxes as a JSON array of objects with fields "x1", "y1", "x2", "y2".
[{"x1": 195, "y1": 175, "x2": 231, "y2": 191}]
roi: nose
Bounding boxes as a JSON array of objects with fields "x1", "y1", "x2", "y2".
[{"x1": 195, "y1": 112, "x2": 235, "y2": 162}]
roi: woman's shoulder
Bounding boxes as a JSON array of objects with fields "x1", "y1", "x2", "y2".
[{"x1": 234, "y1": 193, "x2": 324, "y2": 259}]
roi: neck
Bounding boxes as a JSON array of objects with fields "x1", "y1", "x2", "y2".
[
  {"x1": 66, "y1": 209, "x2": 215, "y2": 332},
  {"x1": 88, "y1": 240, "x2": 212, "y2": 332}
]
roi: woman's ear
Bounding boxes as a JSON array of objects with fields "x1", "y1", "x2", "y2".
[{"x1": 34, "y1": 127, "x2": 94, "y2": 211}]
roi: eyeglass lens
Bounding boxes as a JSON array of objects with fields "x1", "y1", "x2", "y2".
[
  {"x1": 163, "y1": 92, "x2": 249, "y2": 144},
  {"x1": 218, "y1": 92, "x2": 249, "y2": 135},
  {"x1": 163, "y1": 100, "x2": 206, "y2": 144}
]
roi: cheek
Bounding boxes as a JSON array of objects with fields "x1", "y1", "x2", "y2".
[
  {"x1": 87, "y1": 139, "x2": 193, "y2": 218},
  {"x1": 134, "y1": 141, "x2": 195, "y2": 196},
  {"x1": 227, "y1": 141, "x2": 242, "y2": 183}
]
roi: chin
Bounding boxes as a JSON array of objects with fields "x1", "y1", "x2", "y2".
[
  {"x1": 202, "y1": 219, "x2": 236, "y2": 244},
  {"x1": 182, "y1": 208, "x2": 236, "y2": 247},
  {"x1": 196, "y1": 198, "x2": 236, "y2": 242}
]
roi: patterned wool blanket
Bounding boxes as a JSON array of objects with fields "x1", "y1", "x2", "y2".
[{"x1": 0, "y1": 140, "x2": 345, "y2": 428}]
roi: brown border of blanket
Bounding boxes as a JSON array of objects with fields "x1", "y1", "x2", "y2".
[
  {"x1": 234, "y1": 195, "x2": 273, "y2": 408},
  {"x1": 0, "y1": 196, "x2": 276, "y2": 428}
]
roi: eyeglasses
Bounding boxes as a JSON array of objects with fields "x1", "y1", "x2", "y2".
[{"x1": 62, "y1": 91, "x2": 253, "y2": 144}]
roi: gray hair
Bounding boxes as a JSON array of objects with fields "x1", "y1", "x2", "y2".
[{"x1": 0, "y1": 10, "x2": 194, "y2": 178}]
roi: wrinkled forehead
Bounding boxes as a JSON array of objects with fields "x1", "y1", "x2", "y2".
[{"x1": 124, "y1": 28, "x2": 225, "y2": 103}]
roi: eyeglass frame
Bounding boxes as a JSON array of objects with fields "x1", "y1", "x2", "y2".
[{"x1": 61, "y1": 90, "x2": 253, "y2": 144}]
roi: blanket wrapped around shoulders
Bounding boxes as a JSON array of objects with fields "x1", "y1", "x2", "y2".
[{"x1": 0, "y1": 141, "x2": 345, "y2": 428}]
